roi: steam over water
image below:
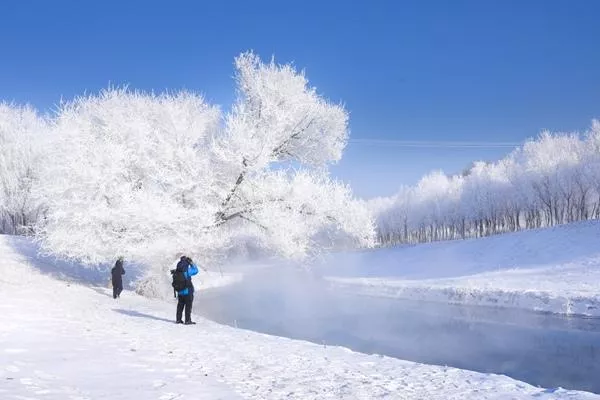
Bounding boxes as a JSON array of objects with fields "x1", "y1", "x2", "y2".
[{"x1": 197, "y1": 267, "x2": 600, "y2": 394}]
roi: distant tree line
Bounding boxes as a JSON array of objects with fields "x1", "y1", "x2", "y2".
[{"x1": 371, "y1": 121, "x2": 600, "y2": 245}]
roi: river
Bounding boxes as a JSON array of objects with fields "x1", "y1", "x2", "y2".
[{"x1": 195, "y1": 268, "x2": 600, "y2": 394}]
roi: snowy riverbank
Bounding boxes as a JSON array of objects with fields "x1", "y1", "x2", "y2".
[
  {"x1": 2, "y1": 234, "x2": 599, "y2": 399},
  {"x1": 323, "y1": 221, "x2": 600, "y2": 317}
]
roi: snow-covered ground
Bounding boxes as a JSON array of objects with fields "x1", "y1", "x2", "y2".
[
  {"x1": 4, "y1": 234, "x2": 243, "y2": 294},
  {"x1": 323, "y1": 221, "x2": 600, "y2": 317},
  {"x1": 2, "y1": 235, "x2": 599, "y2": 399}
]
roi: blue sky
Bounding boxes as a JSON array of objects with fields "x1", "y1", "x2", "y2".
[{"x1": 1, "y1": 0, "x2": 599, "y2": 198}]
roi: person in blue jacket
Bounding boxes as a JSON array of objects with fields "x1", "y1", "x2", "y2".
[{"x1": 175, "y1": 256, "x2": 199, "y2": 325}]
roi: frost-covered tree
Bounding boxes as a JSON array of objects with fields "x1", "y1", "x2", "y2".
[
  {"x1": 0, "y1": 103, "x2": 47, "y2": 234},
  {"x1": 35, "y1": 52, "x2": 375, "y2": 287},
  {"x1": 372, "y1": 119, "x2": 600, "y2": 245}
]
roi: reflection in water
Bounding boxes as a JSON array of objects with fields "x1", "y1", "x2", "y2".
[{"x1": 196, "y1": 269, "x2": 600, "y2": 394}]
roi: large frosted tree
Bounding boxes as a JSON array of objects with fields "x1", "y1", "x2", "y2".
[{"x1": 35, "y1": 52, "x2": 375, "y2": 280}]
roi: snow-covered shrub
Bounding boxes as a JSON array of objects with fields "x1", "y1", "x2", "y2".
[{"x1": 0, "y1": 103, "x2": 48, "y2": 234}]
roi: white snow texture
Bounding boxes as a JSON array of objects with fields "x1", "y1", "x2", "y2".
[{"x1": 1, "y1": 233, "x2": 599, "y2": 399}]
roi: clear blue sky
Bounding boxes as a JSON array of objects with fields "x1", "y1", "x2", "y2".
[{"x1": 2, "y1": 0, "x2": 599, "y2": 198}]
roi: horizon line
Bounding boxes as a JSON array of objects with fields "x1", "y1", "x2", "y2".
[{"x1": 348, "y1": 139, "x2": 524, "y2": 148}]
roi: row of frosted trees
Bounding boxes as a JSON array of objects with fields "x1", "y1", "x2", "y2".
[
  {"x1": 2, "y1": 75, "x2": 599, "y2": 254},
  {"x1": 372, "y1": 121, "x2": 600, "y2": 245}
]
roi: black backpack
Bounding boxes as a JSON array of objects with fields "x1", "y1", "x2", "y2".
[{"x1": 170, "y1": 269, "x2": 188, "y2": 296}]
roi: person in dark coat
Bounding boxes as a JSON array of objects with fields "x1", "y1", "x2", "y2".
[
  {"x1": 111, "y1": 257, "x2": 125, "y2": 299},
  {"x1": 175, "y1": 256, "x2": 199, "y2": 324}
]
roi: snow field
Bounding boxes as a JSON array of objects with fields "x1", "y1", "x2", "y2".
[{"x1": 2, "y1": 235, "x2": 599, "y2": 399}]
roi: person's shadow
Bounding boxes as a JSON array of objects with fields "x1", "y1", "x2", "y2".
[{"x1": 113, "y1": 309, "x2": 174, "y2": 323}]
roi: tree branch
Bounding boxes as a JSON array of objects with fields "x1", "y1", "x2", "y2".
[
  {"x1": 272, "y1": 118, "x2": 315, "y2": 156},
  {"x1": 239, "y1": 214, "x2": 268, "y2": 231},
  {"x1": 217, "y1": 157, "x2": 249, "y2": 221}
]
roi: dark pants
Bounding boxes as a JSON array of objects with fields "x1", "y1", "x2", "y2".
[
  {"x1": 112, "y1": 274, "x2": 123, "y2": 299},
  {"x1": 176, "y1": 293, "x2": 194, "y2": 322},
  {"x1": 113, "y1": 279, "x2": 123, "y2": 299},
  {"x1": 113, "y1": 284, "x2": 123, "y2": 299}
]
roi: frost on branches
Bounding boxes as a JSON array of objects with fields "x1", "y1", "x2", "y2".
[
  {"x1": 0, "y1": 103, "x2": 47, "y2": 234},
  {"x1": 372, "y1": 120, "x2": 600, "y2": 245},
  {"x1": 35, "y1": 52, "x2": 375, "y2": 279}
]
